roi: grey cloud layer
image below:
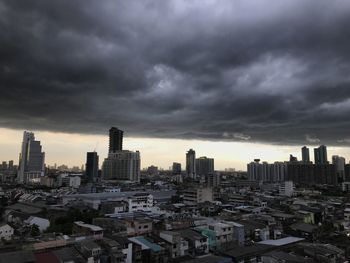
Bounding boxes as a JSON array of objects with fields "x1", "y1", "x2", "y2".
[{"x1": 1, "y1": 0, "x2": 350, "y2": 145}]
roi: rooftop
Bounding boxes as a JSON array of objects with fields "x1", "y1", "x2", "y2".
[
  {"x1": 129, "y1": 236, "x2": 163, "y2": 252},
  {"x1": 290, "y1": 222, "x2": 318, "y2": 233},
  {"x1": 63, "y1": 190, "x2": 176, "y2": 200},
  {"x1": 222, "y1": 244, "x2": 274, "y2": 259},
  {"x1": 258, "y1": 236, "x2": 304, "y2": 246},
  {"x1": 179, "y1": 229, "x2": 207, "y2": 241},
  {"x1": 74, "y1": 221, "x2": 103, "y2": 231}
]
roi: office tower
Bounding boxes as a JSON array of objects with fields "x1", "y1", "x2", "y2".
[
  {"x1": 172, "y1": 162, "x2": 181, "y2": 174},
  {"x1": 102, "y1": 127, "x2": 140, "y2": 182},
  {"x1": 196, "y1": 156, "x2": 214, "y2": 177},
  {"x1": 86, "y1": 152, "x2": 99, "y2": 183},
  {"x1": 102, "y1": 150, "x2": 140, "y2": 182},
  {"x1": 18, "y1": 131, "x2": 45, "y2": 184},
  {"x1": 186, "y1": 149, "x2": 196, "y2": 178},
  {"x1": 314, "y1": 145, "x2": 328, "y2": 164},
  {"x1": 301, "y1": 146, "x2": 310, "y2": 163},
  {"x1": 332, "y1": 155, "x2": 345, "y2": 181},
  {"x1": 109, "y1": 127, "x2": 123, "y2": 153}
]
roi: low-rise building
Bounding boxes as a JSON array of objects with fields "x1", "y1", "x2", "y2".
[
  {"x1": 24, "y1": 216, "x2": 50, "y2": 232},
  {"x1": 127, "y1": 193, "x2": 153, "y2": 212},
  {"x1": 183, "y1": 188, "x2": 213, "y2": 204},
  {"x1": 179, "y1": 229, "x2": 209, "y2": 257},
  {"x1": 124, "y1": 218, "x2": 153, "y2": 236},
  {"x1": 159, "y1": 230, "x2": 189, "y2": 258},
  {"x1": 129, "y1": 236, "x2": 169, "y2": 263},
  {"x1": 57, "y1": 173, "x2": 81, "y2": 188},
  {"x1": 73, "y1": 221, "x2": 103, "y2": 239},
  {"x1": 0, "y1": 223, "x2": 14, "y2": 240}
]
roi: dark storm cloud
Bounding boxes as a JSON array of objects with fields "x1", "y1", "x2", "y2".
[{"x1": 1, "y1": 0, "x2": 350, "y2": 145}]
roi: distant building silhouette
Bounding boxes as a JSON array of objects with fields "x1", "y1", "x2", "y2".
[
  {"x1": 287, "y1": 163, "x2": 337, "y2": 186},
  {"x1": 314, "y1": 145, "x2": 328, "y2": 164},
  {"x1": 301, "y1": 146, "x2": 310, "y2": 163},
  {"x1": 86, "y1": 152, "x2": 99, "y2": 183},
  {"x1": 172, "y1": 162, "x2": 181, "y2": 174},
  {"x1": 186, "y1": 149, "x2": 196, "y2": 179},
  {"x1": 332, "y1": 155, "x2": 345, "y2": 182},
  {"x1": 289, "y1": 155, "x2": 298, "y2": 162},
  {"x1": 109, "y1": 127, "x2": 123, "y2": 153},
  {"x1": 195, "y1": 156, "x2": 214, "y2": 177}
]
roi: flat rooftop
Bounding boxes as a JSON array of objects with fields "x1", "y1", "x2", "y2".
[
  {"x1": 63, "y1": 190, "x2": 176, "y2": 200},
  {"x1": 258, "y1": 236, "x2": 304, "y2": 246}
]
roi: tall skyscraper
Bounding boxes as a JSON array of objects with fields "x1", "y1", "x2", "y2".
[
  {"x1": 109, "y1": 127, "x2": 123, "y2": 153},
  {"x1": 332, "y1": 155, "x2": 345, "y2": 181},
  {"x1": 314, "y1": 145, "x2": 328, "y2": 164},
  {"x1": 86, "y1": 152, "x2": 99, "y2": 183},
  {"x1": 186, "y1": 149, "x2": 196, "y2": 178},
  {"x1": 18, "y1": 131, "x2": 45, "y2": 184},
  {"x1": 301, "y1": 146, "x2": 310, "y2": 163},
  {"x1": 102, "y1": 127, "x2": 140, "y2": 182},
  {"x1": 195, "y1": 156, "x2": 214, "y2": 176}
]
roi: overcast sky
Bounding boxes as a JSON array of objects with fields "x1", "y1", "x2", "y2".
[{"x1": 1, "y1": 0, "x2": 350, "y2": 168}]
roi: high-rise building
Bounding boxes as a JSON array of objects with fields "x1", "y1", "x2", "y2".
[
  {"x1": 332, "y1": 155, "x2": 345, "y2": 181},
  {"x1": 172, "y1": 162, "x2": 181, "y2": 174},
  {"x1": 301, "y1": 146, "x2": 310, "y2": 163},
  {"x1": 109, "y1": 127, "x2": 123, "y2": 153},
  {"x1": 196, "y1": 156, "x2": 214, "y2": 177},
  {"x1": 247, "y1": 159, "x2": 262, "y2": 181},
  {"x1": 86, "y1": 152, "x2": 99, "y2": 183},
  {"x1": 186, "y1": 149, "x2": 196, "y2": 178},
  {"x1": 18, "y1": 131, "x2": 45, "y2": 184},
  {"x1": 247, "y1": 160, "x2": 286, "y2": 182},
  {"x1": 286, "y1": 163, "x2": 337, "y2": 186},
  {"x1": 314, "y1": 145, "x2": 328, "y2": 164},
  {"x1": 272, "y1": 162, "x2": 287, "y2": 182},
  {"x1": 102, "y1": 127, "x2": 140, "y2": 182},
  {"x1": 102, "y1": 150, "x2": 140, "y2": 181}
]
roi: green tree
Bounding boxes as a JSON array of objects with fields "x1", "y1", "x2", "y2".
[{"x1": 30, "y1": 224, "x2": 40, "y2": 237}]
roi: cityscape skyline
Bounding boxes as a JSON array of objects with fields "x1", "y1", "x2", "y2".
[
  {"x1": 2, "y1": 127, "x2": 350, "y2": 171},
  {"x1": 1, "y1": 1, "x2": 350, "y2": 260}
]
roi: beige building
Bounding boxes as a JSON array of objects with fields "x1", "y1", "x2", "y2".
[{"x1": 183, "y1": 187, "x2": 213, "y2": 204}]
